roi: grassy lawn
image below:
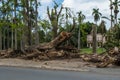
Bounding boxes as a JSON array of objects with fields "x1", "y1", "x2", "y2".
[{"x1": 80, "y1": 48, "x2": 106, "y2": 54}]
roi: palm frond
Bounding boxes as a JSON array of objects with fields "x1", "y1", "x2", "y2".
[{"x1": 102, "y1": 16, "x2": 111, "y2": 21}]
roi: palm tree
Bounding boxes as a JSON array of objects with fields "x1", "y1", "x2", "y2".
[
  {"x1": 92, "y1": 8, "x2": 102, "y2": 25},
  {"x1": 114, "y1": 24, "x2": 120, "y2": 45},
  {"x1": 98, "y1": 20, "x2": 107, "y2": 34},
  {"x1": 98, "y1": 20, "x2": 107, "y2": 48},
  {"x1": 92, "y1": 8, "x2": 102, "y2": 54},
  {"x1": 0, "y1": 0, "x2": 4, "y2": 50},
  {"x1": 109, "y1": 0, "x2": 114, "y2": 27},
  {"x1": 65, "y1": 7, "x2": 72, "y2": 30},
  {"x1": 102, "y1": 16, "x2": 115, "y2": 28},
  {"x1": 77, "y1": 11, "x2": 85, "y2": 50},
  {"x1": 113, "y1": 0, "x2": 120, "y2": 24},
  {"x1": 112, "y1": 0, "x2": 120, "y2": 24},
  {"x1": 0, "y1": 27, "x2": 2, "y2": 50},
  {"x1": 14, "y1": 0, "x2": 18, "y2": 50}
]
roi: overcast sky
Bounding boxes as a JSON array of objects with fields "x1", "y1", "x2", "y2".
[{"x1": 39, "y1": 0, "x2": 120, "y2": 29}]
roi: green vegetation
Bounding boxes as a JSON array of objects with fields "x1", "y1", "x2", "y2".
[
  {"x1": 0, "y1": 0, "x2": 120, "y2": 54},
  {"x1": 80, "y1": 48, "x2": 106, "y2": 54}
]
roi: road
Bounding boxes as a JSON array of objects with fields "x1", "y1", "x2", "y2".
[{"x1": 0, "y1": 66, "x2": 120, "y2": 80}]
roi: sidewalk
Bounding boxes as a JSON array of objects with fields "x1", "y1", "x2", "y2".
[{"x1": 0, "y1": 58, "x2": 90, "y2": 72}]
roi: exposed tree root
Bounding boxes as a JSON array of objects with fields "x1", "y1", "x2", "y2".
[
  {"x1": 0, "y1": 30, "x2": 80, "y2": 61},
  {"x1": 80, "y1": 47, "x2": 120, "y2": 68}
]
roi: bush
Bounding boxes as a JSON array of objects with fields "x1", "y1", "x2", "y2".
[
  {"x1": 103, "y1": 42, "x2": 114, "y2": 50},
  {"x1": 103, "y1": 40, "x2": 120, "y2": 50}
]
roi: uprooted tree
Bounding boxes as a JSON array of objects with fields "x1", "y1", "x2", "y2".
[
  {"x1": 80, "y1": 47, "x2": 120, "y2": 67},
  {"x1": 0, "y1": 1, "x2": 80, "y2": 61},
  {"x1": 0, "y1": 18, "x2": 79, "y2": 60}
]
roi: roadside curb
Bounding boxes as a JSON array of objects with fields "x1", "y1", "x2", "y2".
[
  {"x1": 41, "y1": 65, "x2": 89, "y2": 72},
  {"x1": 0, "y1": 62, "x2": 89, "y2": 72}
]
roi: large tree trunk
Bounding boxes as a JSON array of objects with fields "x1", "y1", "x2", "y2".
[
  {"x1": 32, "y1": 31, "x2": 72, "y2": 52},
  {"x1": 20, "y1": 29, "x2": 26, "y2": 52},
  {"x1": 0, "y1": 18, "x2": 76, "y2": 60},
  {"x1": 14, "y1": 0, "x2": 18, "y2": 50},
  {"x1": 26, "y1": 0, "x2": 32, "y2": 46},
  {"x1": 78, "y1": 27, "x2": 80, "y2": 50},
  {"x1": 0, "y1": 31, "x2": 78, "y2": 60},
  {"x1": 35, "y1": 0, "x2": 39, "y2": 45},
  {"x1": 11, "y1": 29, "x2": 14, "y2": 49},
  {"x1": 0, "y1": 18, "x2": 78, "y2": 60},
  {"x1": 7, "y1": 28, "x2": 9, "y2": 49},
  {"x1": 27, "y1": 18, "x2": 75, "y2": 50},
  {"x1": 36, "y1": 18, "x2": 75, "y2": 50},
  {"x1": 0, "y1": 28, "x2": 2, "y2": 50},
  {"x1": 14, "y1": 29, "x2": 17, "y2": 49},
  {"x1": 110, "y1": 9, "x2": 113, "y2": 28},
  {"x1": 47, "y1": 4, "x2": 63, "y2": 39},
  {"x1": 3, "y1": 28, "x2": 6, "y2": 50},
  {"x1": 92, "y1": 24, "x2": 97, "y2": 54}
]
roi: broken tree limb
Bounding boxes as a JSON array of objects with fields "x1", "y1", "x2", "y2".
[
  {"x1": 0, "y1": 18, "x2": 77, "y2": 60},
  {"x1": 96, "y1": 47, "x2": 120, "y2": 68},
  {"x1": 36, "y1": 18, "x2": 76, "y2": 50},
  {"x1": 34, "y1": 31, "x2": 73, "y2": 51},
  {"x1": 79, "y1": 47, "x2": 120, "y2": 68}
]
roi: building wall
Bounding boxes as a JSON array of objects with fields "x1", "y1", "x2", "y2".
[{"x1": 87, "y1": 34, "x2": 106, "y2": 48}]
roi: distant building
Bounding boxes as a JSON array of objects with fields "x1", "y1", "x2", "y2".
[{"x1": 87, "y1": 34, "x2": 106, "y2": 48}]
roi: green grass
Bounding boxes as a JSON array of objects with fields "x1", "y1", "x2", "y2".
[{"x1": 80, "y1": 48, "x2": 106, "y2": 54}]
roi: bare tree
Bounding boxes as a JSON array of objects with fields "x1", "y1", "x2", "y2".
[{"x1": 47, "y1": 1, "x2": 63, "y2": 38}]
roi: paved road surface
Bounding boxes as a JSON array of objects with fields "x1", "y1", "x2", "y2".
[{"x1": 0, "y1": 66, "x2": 120, "y2": 80}]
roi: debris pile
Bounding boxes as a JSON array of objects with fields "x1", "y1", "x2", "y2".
[
  {"x1": 0, "y1": 30, "x2": 80, "y2": 61},
  {"x1": 80, "y1": 47, "x2": 120, "y2": 68},
  {"x1": 0, "y1": 28, "x2": 120, "y2": 68}
]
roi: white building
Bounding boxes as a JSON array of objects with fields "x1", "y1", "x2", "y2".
[{"x1": 87, "y1": 34, "x2": 106, "y2": 48}]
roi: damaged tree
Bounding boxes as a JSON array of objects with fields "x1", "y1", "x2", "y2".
[
  {"x1": 47, "y1": 1, "x2": 63, "y2": 38},
  {"x1": 80, "y1": 47, "x2": 120, "y2": 68},
  {"x1": 0, "y1": 18, "x2": 78, "y2": 60},
  {"x1": 96, "y1": 47, "x2": 120, "y2": 68},
  {"x1": 35, "y1": 18, "x2": 75, "y2": 50}
]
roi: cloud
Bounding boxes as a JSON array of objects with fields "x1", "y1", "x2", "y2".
[
  {"x1": 38, "y1": 0, "x2": 119, "y2": 29},
  {"x1": 62, "y1": 0, "x2": 109, "y2": 16},
  {"x1": 38, "y1": 0, "x2": 52, "y2": 3},
  {"x1": 38, "y1": 0, "x2": 64, "y2": 19},
  {"x1": 82, "y1": 0, "x2": 107, "y2": 3},
  {"x1": 38, "y1": 0, "x2": 53, "y2": 19},
  {"x1": 62, "y1": 0, "x2": 111, "y2": 29}
]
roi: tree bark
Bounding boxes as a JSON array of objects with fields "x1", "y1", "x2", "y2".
[
  {"x1": 0, "y1": 28, "x2": 2, "y2": 50},
  {"x1": 78, "y1": 27, "x2": 80, "y2": 50},
  {"x1": 36, "y1": 18, "x2": 75, "y2": 50},
  {"x1": 14, "y1": 29, "x2": 17, "y2": 49},
  {"x1": 92, "y1": 24, "x2": 97, "y2": 54},
  {"x1": 11, "y1": 29, "x2": 14, "y2": 49},
  {"x1": 14, "y1": 0, "x2": 17, "y2": 50},
  {"x1": 3, "y1": 28, "x2": 6, "y2": 50},
  {"x1": 35, "y1": 0, "x2": 39, "y2": 45},
  {"x1": 47, "y1": 5, "x2": 63, "y2": 39},
  {"x1": 25, "y1": 31, "x2": 72, "y2": 53}
]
